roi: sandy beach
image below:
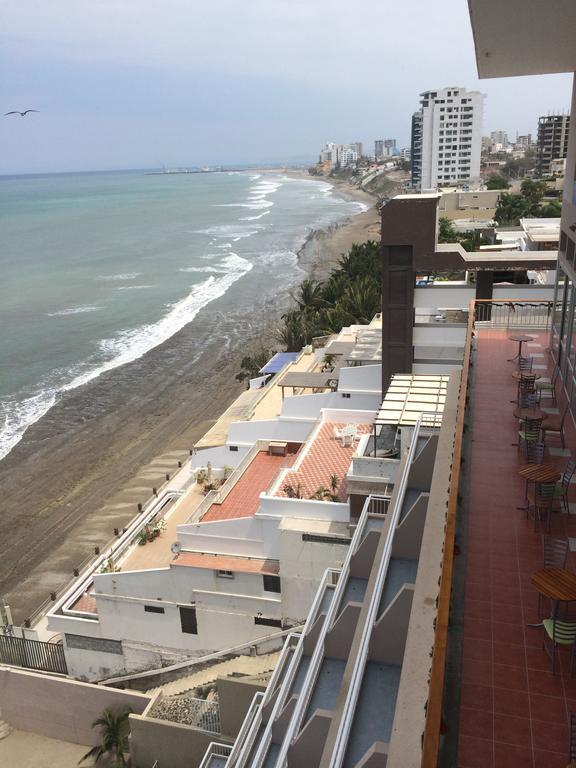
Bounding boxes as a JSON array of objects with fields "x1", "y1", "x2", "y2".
[{"x1": 0, "y1": 171, "x2": 382, "y2": 624}]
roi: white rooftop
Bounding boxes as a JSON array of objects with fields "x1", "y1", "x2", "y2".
[{"x1": 378, "y1": 374, "x2": 449, "y2": 427}]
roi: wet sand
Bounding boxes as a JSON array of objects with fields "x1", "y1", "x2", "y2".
[{"x1": 0, "y1": 172, "x2": 381, "y2": 624}]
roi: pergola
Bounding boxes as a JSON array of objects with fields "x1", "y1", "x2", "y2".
[{"x1": 279, "y1": 372, "x2": 338, "y2": 399}]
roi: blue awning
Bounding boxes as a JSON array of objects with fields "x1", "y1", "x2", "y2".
[{"x1": 259, "y1": 352, "x2": 299, "y2": 375}]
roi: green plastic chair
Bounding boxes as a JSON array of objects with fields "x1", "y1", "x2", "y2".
[
  {"x1": 536, "y1": 365, "x2": 559, "y2": 405},
  {"x1": 518, "y1": 417, "x2": 543, "y2": 456},
  {"x1": 542, "y1": 618, "x2": 576, "y2": 674}
]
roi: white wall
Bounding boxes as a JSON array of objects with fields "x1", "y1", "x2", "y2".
[
  {"x1": 279, "y1": 391, "x2": 380, "y2": 419},
  {"x1": 178, "y1": 516, "x2": 277, "y2": 558},
  {"x1": 279, "y1": 527, "x2": 349, "y2": 623},
  {"x1": 191, "y1": 445, "x2": 250, "y2": 470},
  {"x1": 492, "y1": 284, "x2": 554, "y2": 300},
  {"x1": 226, "y1": 418, "x2": 314, "y2": 446},
  {"x1": 258, "y1": 496, "x2": 350, "y2": 522},
  {"x1": 414, "y1": 285, "x2": 475, "y2": 309},
  {"x1": 412, "y1": 325, "x2": 467, "y2": 346},
  {"x1": 337, "y1": 364, "x2": 381, "y2": 393}
]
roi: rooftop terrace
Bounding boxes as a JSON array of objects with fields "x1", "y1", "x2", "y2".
[
  {"x1": 454, "y1": 328, "x2": 576, "y2": 768},
  {"x1": 276, "y1": 422, "x2": 371, "y2": 502}
]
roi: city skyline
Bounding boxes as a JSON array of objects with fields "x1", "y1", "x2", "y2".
[{"x1": 1, "y1": 0, "x2": 572, "y2": 174}]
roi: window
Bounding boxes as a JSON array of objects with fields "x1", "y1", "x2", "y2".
[
  {"x1": 179, "y1": 606, "x2": 198, "y2": 634},
  {"x1": 144, "y1": 605, "x2": 165, "y2": 614},
  {"x1": 302, "y1": 532, "x2": 352, "y2": 545},
  {"x1": 229, "y1": 445, "x2": 239, "y2": 452},
  {"x1": 216, "y1": 570, "x2": 234, "y2": 578},
  {"x1": 341, "y1": 392, "x2": 351, "y2": 399},
  {"x1": 254, "y1": 616, "x2": 282, "y2": 628},
  {"x1": 263, "y1": 575, "x2": 281, "y2": 593}
]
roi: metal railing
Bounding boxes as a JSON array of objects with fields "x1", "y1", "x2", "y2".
[
  {"x1": 0, "y1": 633, "x2": 68, "y2": 675},
  {"x1": 329, "y1": 415, "x2": 427, "y2": 768},
  {"x1": 198, "y1": 742, "x2": 233, "y2": 768},
  {"x1": 474, "y1": 299, "x2": 555, "y2": 330}
]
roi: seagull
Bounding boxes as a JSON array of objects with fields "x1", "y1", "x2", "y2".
[{"x1": 4, "y1": 110, "x2": 39, "y2": 117}]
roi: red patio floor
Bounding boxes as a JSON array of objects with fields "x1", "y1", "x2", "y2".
[{"x1": 458, "y1": 329, "x2": 576, "y2": 768}]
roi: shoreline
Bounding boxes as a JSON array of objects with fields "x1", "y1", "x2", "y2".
[{"x1": 0, "y1": 172, "x2": 381, "y2": 623}]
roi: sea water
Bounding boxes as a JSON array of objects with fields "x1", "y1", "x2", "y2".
[{"x1": 0, "y1": 169, "x2": 365, "y2": 460}]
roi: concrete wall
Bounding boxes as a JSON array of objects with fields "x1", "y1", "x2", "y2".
[
  {"x1": 217, "y1": 676, "x2": 267, "y2": 737},
  {"x1": 412, "y1": 325, "x2": 467, "y2": 346},
  {"x1": 191, "y1": 445, "x2": 249, "y2": 470},
  {"x1": 337, "y1": 364, "x2": 381, "y2": 393},
  {"x1": 279, "y1": 392, "x2": 381, "y2": 419},
  {"x1": 0, "y1": 666, "x2": 150, "y2": 745},
  {"x1": 130, "y1": 712, "x2": 233, "y2": 768},
  {"x1": 227, "y1": 418, "x2": 314, "y2": 446},
  {"x1": 279, "y1": 525, "x2": 349, "y2": 623}
]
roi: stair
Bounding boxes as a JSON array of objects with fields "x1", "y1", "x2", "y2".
[
  {"x1": 0, "y1": 720, "x2": 13, "y2": 740},
  {"x1": 146, "y1": 651, "x2": 280, "y2": 697}
]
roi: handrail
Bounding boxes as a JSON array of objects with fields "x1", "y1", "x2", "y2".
[
  {"x1": 273, "y1": 493, "x2": 390, "y2": 768},
  {"x1": 241, "y1": 569, "x2": 340, "y2": 768},
  {"x1": 100, "y1": 625, "x2": 297, "y2": 686},
  {"x1": 329, "y1": 415, "x2": 426, "y2": 768},
  {"x1": 198, "y1": 741, "x2": 233, "y2": 768},
  {"x1": 420, "y1": 301, "x2": 474, "y2": 767},
  {"x1": 225, "y1": 692, "x2": 265, "y2": 768}
]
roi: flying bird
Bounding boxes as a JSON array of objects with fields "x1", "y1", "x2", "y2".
[{"x1": 4, "y1": 110, "x2": 39, "y2": 117}]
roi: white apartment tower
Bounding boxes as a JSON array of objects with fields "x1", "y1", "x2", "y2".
[{"x1": 411, "y1": 86, "x2": 483, "y2": 191}]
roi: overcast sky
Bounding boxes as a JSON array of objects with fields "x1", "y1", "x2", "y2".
[{"x1": 1, "y1": 0, "x2": 572, "y2": 174}]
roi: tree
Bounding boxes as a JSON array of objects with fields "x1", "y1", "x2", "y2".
[
  {"x1": 495, "y1": 193, "x2": 531, "y2": 226},
  {"x1": 539, "y1": 200, "x2": 562, "y2": 217},
  {"x1": 80, "y1": 709, "x2": 130, "y2": 768},
  {"x1": 289, "y1": 279, "x2": 329, "y2": 313},
  {"x1": 485, "y1": 174, "x2": 510, "y2": 190},
  {"x1": 520, "y1": 178, "x2": 548, "y2": 203},
  {"x1": 438, "y1": 217, "x2": 459, "y2": 243},
  {"x1": 236, "y1": 348, "x2": 275, "y2": 382}
]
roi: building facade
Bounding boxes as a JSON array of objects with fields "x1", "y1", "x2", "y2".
[
  {"x1": 537, "y1": 114, "x2": 570, "y2": 176},
  {"x1": 490, "y1": 129, "x2": 508, "y2": 146},
  {"x1": 410, "y1": 86, "x2": 483, "y2": 191}
]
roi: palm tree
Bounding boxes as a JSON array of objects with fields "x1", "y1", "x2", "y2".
[
  {"x1": 289, "y1": 279, "x2": 328, "y2": 313},
  {"x1": 80, "y1": 709, "x2": 130, "y2": 767},
  {"x1": 340, "y1": 276, "x2": 381, "y2": 324}
]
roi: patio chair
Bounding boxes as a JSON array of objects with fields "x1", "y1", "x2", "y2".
[
  {"x1": 519, "y1": 355, "x2": 534, "y2": 373},
  {"x1": 517, "y1": 390, "x2": 537, "y2": 411},
  {"x1": 539, "y1": 536, "x2": 569, "y2": 616},
  {"x1": 525, "y1": 441, "x2": 545, "y2": 465},
  {"x1": 541, "y1": 617, "x2": 576, "y2": 674},
  {"x1": 332, "y1": 426, "x2": 345, "y2": 441},
  {"x1": 541, "y1": 405, "x2": 569, "y2": 449},
  {"x1": 569, "y1": 711, "x2": 576, "y2": 763},
  {"x1": 516, "y1": 376, "x2": 536, "y2": 406},
  {"x1": 554, "y1": 459, "x2": 576, "y2": 515},
  {"x1": 536, "y1": 364, "x2": 560, "y2": 405},
  {"x1": 518, "y1": 416, "x2": 543, "y2": 456},
  {"x1": 527, "y1": 480, "x2": 556, "y2": 532}
]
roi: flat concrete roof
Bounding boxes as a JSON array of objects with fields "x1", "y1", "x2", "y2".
[
  {"x1": 468, "y1": 0, "x2": 576, "y2": 78},
  {"x1": 173, "y1": 552, "x2": 280, "y2": 575}
]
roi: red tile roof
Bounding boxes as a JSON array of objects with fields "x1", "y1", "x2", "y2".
[
  {"x1": 202, "y1": 451, "x2": 297, "y2": 522},
  {"x1": 70, "y1": 586, "x2": 97, "y2": 614},
  {"x1": 173, "y1": 552, "x2": 279, "y2": 575},
  {"x1": 277, "y1": 422, "x2": 371, "y2": 501}
]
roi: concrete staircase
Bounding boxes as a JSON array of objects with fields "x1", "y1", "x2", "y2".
[
  {"x1": 0, "y1": 721, "x2": 13, "y2": 740},
  {"x1": 146, "y1": 651, "x2": 280, "y2": 697}
]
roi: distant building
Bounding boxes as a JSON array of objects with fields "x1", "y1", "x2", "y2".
[
  {"x1": 351, "y1": 141, "x2": 363, "y2": 158},
  {"x1": 374, "y1": 140, "x2": 384, "y2": 159},
  {"x1": 399, "y1": 147, "x2": 411, "y2": 160},
  {"x1": 384, "y1": 139, "x2": 396, "y2": 157},
  {"x1": 536, "y1": 114, "x2": 570, "y2": 176},
  {"x1": 516, "y1": 133, "x2": 533, "y2": 148},
  {"x1": 490, "y1": 129, "x2": 508, "y2": 146},
  {"x1": 338, "y1": 145, "x2": 358, "y2": 167},
  {"x1": 410, "y1": 86, "x2": 484, "y2": 191}
]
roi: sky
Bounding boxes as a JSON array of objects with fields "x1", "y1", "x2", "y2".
[{"x1": 0, "y1": 0, "x2": 573, "y2": 174}]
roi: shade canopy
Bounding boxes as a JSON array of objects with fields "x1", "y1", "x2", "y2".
[{"x1": 259, "y1": 352, "x2": 299, "y2": 375}]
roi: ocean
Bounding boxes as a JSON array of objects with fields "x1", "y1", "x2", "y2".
[{"x1": 0, "y1": 169, "x2": 365, "y2": 461}]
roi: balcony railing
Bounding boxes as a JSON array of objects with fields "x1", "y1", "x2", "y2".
[
  {"x1": 198, "y1": 742, "x2": 233, "y2": 768},
  {"x1": 474, "y1": 299, "x2": 555, "y2": 330}
]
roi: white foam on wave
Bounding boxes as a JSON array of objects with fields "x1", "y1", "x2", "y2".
[
  {"x1": 216, "y1": 200, "x2": 274, "y2": 210},
  {"x1": 97, "y1": 272, "x2": 141, "y2": 281},
  {"x1": 249, "y1": 174, "x2": 261, "y2": 181},
  {"x1": 47, "y1": 305, "x2": 102, "y2": 317},
  {"x1": 116, "y1": 285, "x2": 154, "y2": 291},
  {"x1": 240, "y1": 211, "x2": 271, "y2": 221},
  {"x1": 0, "y1": 254, "x2": 253, "y2": 462},
  {"x1": 195, "y1": 225, "x2": 259, "y2": 240}
]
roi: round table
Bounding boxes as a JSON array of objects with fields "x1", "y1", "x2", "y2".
[
  {"x1": 513, "y1": 406, "x2": 547, "y2": 422},
  {"x1": 512, "y1": 370, "x2": 542, "y2": 382},
  {"x1": 531, "y1": 568, "x2": 576, "y2": 611},
  {"x1": 508, "y1": 334, "x2": 535, "y2": 363},
  {"x1": 518, "y1": 463, "x2": 561, "y2": 483}
]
